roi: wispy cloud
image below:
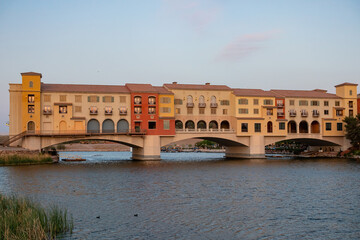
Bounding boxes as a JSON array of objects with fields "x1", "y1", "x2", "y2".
[
  {"x1": 162, "y1": 0, "x2": 221, "y2": 33},
  {"x1": 216, "y1": 30, "x2": 281, "y2": 61}
]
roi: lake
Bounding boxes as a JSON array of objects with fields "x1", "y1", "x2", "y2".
[{"x1": 0, "y1": 152, "x2": 359, "y2": 239}]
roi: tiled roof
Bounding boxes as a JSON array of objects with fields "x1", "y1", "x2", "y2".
[
  {"x1": 270, "y1": 89, "x2": 340, "y2": 98},
  {"x1": 334, "y1": 82, "x2": 358, "y2": 87},
  {"x1": 41, "y1": 83, "x2": 129, "y2": 93},
  {"x1": 153, "y1": 86, "x2": 174, "y2": 95},
  {"x1": 163, "y1": 83, "x2": 231, "y2": 91},
  {"x1": 125, "y1": 83, "x2": 159, "y2": 93},
  {"x1": 21, "y1": 72, "x2": 42, "y2": 78},
  {"x1": 233, "y1": 89, "x2": 276, "y2": 97}
]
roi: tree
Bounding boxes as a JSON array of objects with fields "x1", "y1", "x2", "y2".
[{"x1": 343, "y1": 114, "x2": 360, "y2": 149}]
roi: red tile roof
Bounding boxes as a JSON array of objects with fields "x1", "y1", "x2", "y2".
[
  {"x1": 233, "y1": 89, "x2": 276, "y2": 97},
  {"x1": 270, "y1": 89, "x2": 340, "y2": 98},
  {"x1": 21, "y1": 72, "x2": 42, "y2": 78},
  {"x1": 153, "y1": 86, "x2": 174, "y2": 95},
  {"x1": 41, "y1": 83, "x2": 129, "y2": 93},
  {"x1": 334, "y1": 82, "x2": 358, "y2": 87},
  {"x1": 125, "y1": 83, "x2": 158, "y2": 93},
  {"x1": 164, "y1": 83, "x2": 231, "y2": 91}
]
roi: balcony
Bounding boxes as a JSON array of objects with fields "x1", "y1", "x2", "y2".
[
  {"x1": 119, "y1": 109, "x2": 127, "y2": 115},
  {"x1": 289, "y1": 111, "x2": 296, "y2": 117},
  {"x1": 43, "y1": 110, "x2": 52, "y2": 115},
  {"x1": 277, "y1": 103, "x2": 284, "y2": 107},
  {"x1": 301, "y1": 111, "x2": 308, "y2": 117},
  {"x1": 210, "y1": 103, "x2": 218, "y2": 108},
  {"x1": 313, "y1": 111, "x2": 320, "y2": 117},
  {"x1": 105, "y1": 110, "x2": 113, "y2": 115},
  {"x1": 90, "y1": 110, "x2": 98, "y2": 115},
  {"x1": 277, "y1": 112, "x2": 284, "y2": 117},
  {"x1": 187, "y1": 103, "x2": 194, "y2": 108},
  {"x1": 198, "y1": 103, "x2": 206, "y2": 108}
]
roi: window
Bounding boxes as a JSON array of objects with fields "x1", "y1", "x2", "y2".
[
  {"x1": 163, "y1": 120, "x2": 170, "y2": 130},
  {"x1": 299, "y1": 100, "x2": 308, "y2": 106},
  {"x1": 337, "y1": 123, "x2": 343, "y2": 131},
  {"x1": 134, "y1": 107, "x2": 142, "y2": 114},
  {"x1": 187, "y1": 108, "x2": 193, "y2": 114},
  {"x1": 263, "y1": 99, "x2": 273, "y2": 105},
  {"x1": 223, "y1": 109, "x2": 228, "y2": 115},
  {"x1": 160, "y1": 97, "x2": 171, "y2": 104},
  {"x1": 349, "y1": 101, "x2": 353, "y2": 108},
  {"x1": 75, "y1": 95, "x2": 82, "y2": 103},
  {"x1": 28, "y1": 105, "x2": 35, "y2": 113},
  {"x1": 160, "y1": 107, "x2": 171, "y2": 113},
  {"x1": 276, "y1": 100, "x2": 284, "y2": 107},
  {"x1": 174, "y1": 99, "x2": 183, "y2": 105},
  {"x1": 29, "y1": 81, "x2": 33, "y2": 88},
  {"x1": 253, "y1": 99, "x2": 259, "y2": 105},
  {"x1": 336, "y1": 110, "x2": 343, "y2": 116},
  {"x1": 267, "y1": 109, "x2": 273, "y2": 115},
  {"x1": 199, "y1": 108, "x2": 205, "y2": 114},
  {"x1": 43, "y1": 106, "x2": 51, "y2": 113},
  {"x1": 148, "y1": 107, "x2": 156, "y2": 114},
  {"x1": 238, "y1": 108, "x2": 248, "y2": 114},
  {"x1": 279, "y1": 122, "x2": 285, "y2": 130},
  {"x1": 75, "y1": 106, "x2": 82, "y2": 113},
  {"x1": 253, "y1": 109, "x2": 259, "y2": 114},
  {"x1": 277, "y1": 108, "x2": 284, "y2": 116},
  {"x1": 311, "y1": 100, "x2": 319, "y2": 106},
  {"x1": 220, "y1": 100, "x2": 229, "y2": 105},
  {"x1": 60, "y1": 95, "x2": 67, "y2": 102},
  {"x1": 326, "y1": 123, "x2": 331, "y2": 131},
  {"x1": 349, "y1": 110, "x2": 354, "y2": 117},
  {"x1": 119, "y1": 107, "x2": 127, "y2": 114},
  {"x1": 44, "y1": 95, "x2": 51, "y2": 102},
  {"x1": 148, "y1": 96, "x2": 156, "y2": 105},
  {"x1": 175, "y1": 108, "x2": 181, "y2": 114},
  {"x1": 148, "y1": 121, "x2": 156, "y2": 129},
  {"x1": 241, "y1": 123, "x2": 248, "y2": 132},
  {"x1": 59, "y1": 106, "x2": 67, "y2": 113},
  {"x1": 324, "y1": 101, "x2": 329, "y2": 106},
  {"x1": 324, "y1": 110, "x2": 329, "y2": 115},
  {"x1": 350, "y1": 90, "x2": 352, "y2": 96},
  {"x1": 238, "y1": 99, "x2": 248, "y2": 105},
  {"x1": 89, "y1": 106, "x2": 97, "y2": 114},
  {"x1": 120, "y1": 96, "x2": 126, "y2": 103},
  {"x1": 28, "y1": 95, "x2": 35, "y2": 103},
  {"x1": 211, "y1": 108, "x2": 216, "y2": 114},
  {"x1": 103, "y1": 96, "x2": 114, "y2": 103},
  {"x1": 290, "y1": 100, "x2": 295, "y2": 106},
  {"x1": 335, "y1": 101, "x2": 340, "y2": 107},
  {"x1": 105, "y1": 106, "x2": 113, "y2": 114},
  {"x1": 88, "y1": 96, "x2": 99, "y2": 102},
  {"x1": 255, "y1": 123, "x2": 261, "y2": 132},
  {"x1": 134, "y1": 96, "x2": 142, "y2": 104}
]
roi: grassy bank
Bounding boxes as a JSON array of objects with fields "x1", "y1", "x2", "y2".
[
  {"x1": 0, "y1": 153, "x2": 53, "y2": 166},
  {"x1": 0, "y1": 194, "x2": 73, "y2": 240}
]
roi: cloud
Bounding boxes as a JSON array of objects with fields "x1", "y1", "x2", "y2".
[{"x1": 216, "y1": 30, "x2": 281, "y2": 61}]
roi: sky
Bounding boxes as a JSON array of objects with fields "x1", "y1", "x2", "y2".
[{"x1": 0, "y1": 0, "x2": 359, "y2": 134}]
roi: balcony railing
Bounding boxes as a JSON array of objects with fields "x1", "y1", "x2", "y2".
[
  {"x1": 277, "y1": 112, "x2": 284, "y2": 116},
  {"x1": 198, "y1": 103, "x2": 206, "y2": 108},
  {"x1": 210, "y1": 103, "x2": 218, "y2": 108},
  {"x1": 105, "y1": 111, "x2": 113, "y2": 115},
  {"x1": 176, "y1": 128, "x2": 235, "y2": 133},
  {"x1": 313, "y1": 111, "x2": 319, "y2": 117},
  {"x1": 277, "y1": 103, "x2": 284, "y2": 107},
  {"x1": 301, "y1": 111, "x2": 308, "y2": 117},
  {"x1": 90, "y1": 110, "x2": 98, "y2": 115},
  {"x1": 119, "y1": 110, "x2": 127, "y2": 115},
  {"x1": 43, "y1": 110, "x2": 52, "y2": 115},
  {"x1": 289, "y1": 111, "x2": 296, "y2": 117},
  {"x1": 187, "y1": 102, "x2": 194, "y2": 108}
]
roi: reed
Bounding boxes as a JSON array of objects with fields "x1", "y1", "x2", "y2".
[
  {"x1": 0, "y1": 194, "x2": 73, "y2": 240},
  {"x1": 0, "y1": 153, "x2": 52, "y2": 166}
]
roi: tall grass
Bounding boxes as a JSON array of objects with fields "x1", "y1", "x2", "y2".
[
  {"x1": 0, "y1": 194, "x2": 73, "y2": 240},
  {"x1": 0, "y1": 154, "x2": 52, "y2": 166}
]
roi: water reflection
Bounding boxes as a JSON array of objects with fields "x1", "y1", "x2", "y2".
[{"x1": 0, "y1": 152, "x2": 359, "y2": 239}]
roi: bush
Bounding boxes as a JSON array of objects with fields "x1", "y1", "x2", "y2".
[{"x1": 0, "y1": 154, "x2": 52, "y2": 166}]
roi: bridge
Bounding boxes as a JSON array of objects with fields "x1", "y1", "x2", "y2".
[{"x1": 2, "y1": 129, "x2": 350, "y2": 160}]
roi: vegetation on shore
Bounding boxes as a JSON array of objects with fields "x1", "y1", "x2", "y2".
[
  {"x1": 0, "y1": 194, "x2": 73, "y2": 240},
  {"x1": 0, "y1": 153, "x2": 52, "y2": 166},
  {"x1": 343, "y1": 114, "x2": 360, "y2": 150}
]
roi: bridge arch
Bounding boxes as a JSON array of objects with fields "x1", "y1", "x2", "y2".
[
  {"x1": 288, "y1": 121, "x2": 297, "y2": 133},
  {"x1": 117, "y1": 119, "x2": 129, "y2": 133},
  {"x1": 197, "y1": 120, "x2": 206, "y2": 130},
  {"x1": 161, "y1": 135, "x2": 248, "y2": 148},
  {"x1": 87, "y1": 119, "x2": 100, "y2": 133},
  {"x1": 299, "y1": 121, "x2": 308, "y2": 133},
  {"x1": 311, "y1": 121, "x2": 320, "y2": 133},
  {"x1": 175, "y1": 120, "x2": 183, "y2": 130},
  {"x1": 209, "y1": 120, "x2": 218, "y2": 130},
  {"x1": 185, "y1": 120, "x2": 195, "y2": 129}
]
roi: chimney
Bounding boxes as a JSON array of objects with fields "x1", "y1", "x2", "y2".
[
  {"x1": 205, "y1": 83, "x2": 210, "y2": 85},
  {"x1": 172, "y1": 82, "x2": 177, "y2": 84},
  {"x1": 313, "y1": 89, "x2": 327, "y2": 93}
]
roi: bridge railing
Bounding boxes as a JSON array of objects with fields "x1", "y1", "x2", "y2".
[
  {"x1": 176, "y1": 128, "x2": 235, "y2": 133},
  {"x1": 24, "y1": 130, "x2": 145, "y2": 136}
]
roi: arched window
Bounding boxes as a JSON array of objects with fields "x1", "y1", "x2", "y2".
[
  {"x1": 220, "y1": 120, "x2": 230, "y2": 130},
  {"x1": 197, "y1": 120, "x2": 206, "y2": 130},
  {"x1": 185, "y1": 120, "x2": 195, "y2": 129},
  {"x1": 29, "y1": 81, "x2": 33, "y2": 88},
  {"x1": 175, "y1": 120, "x2": 183, "y2": 130},
  {"x1": 267, "y1": 121, "x2": 273, "y2": 133},
  {"x1": 209, "y1": 120, "x2": 218, "y2": 129},
  {"x1": 199, "y1": 95, "x2": 205, "y2": 104},
  {"x1": 87, "y1": 119, "x2": 100, "y2": 133},
  {"x1": 211, "y1": 96, "x2": 216, "y2": 104},
  {"x1": 117, "y1": 119, "x2": 129, "y2": 133},
  {"x1": 27, "y1": 121, "x2": 35, "y2": 132},
  {"x1": 311, "y1": 121, "x2": 320, "y2": 133},
  {"x1": 299, "y1": 121, "x2": 309, "y2": 133},
  {"x1": 187, "y1": 95, "x2": 193, "y2": 103},
  {"x1": 134, "y1": 96, "x2": 142, "y2": 104},
  {"x1": 102, "y1": 119, "x2": 115, "y2": 133},
  {"x1": 288, "y1": 121, "x2": 297, "y2": 133},
  {"x1": 148, "y1": 96, "x2": 156, "y2": 105}
]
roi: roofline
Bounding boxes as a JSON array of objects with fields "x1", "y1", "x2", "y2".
[
  {"x1": 21, "y1": 72, "x2": 42, "y2": 78},
  {"x1": 335, "y1": 82, "x2": 358, "y2": 87}
]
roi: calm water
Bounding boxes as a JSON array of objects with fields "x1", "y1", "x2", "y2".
[{"x1": 0, "y1": 152, "x2": 360, "y2": 239}]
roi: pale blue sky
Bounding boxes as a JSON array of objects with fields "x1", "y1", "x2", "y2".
[{"x1": 0, "y1": 0, "x2": 359, "y2": 133}]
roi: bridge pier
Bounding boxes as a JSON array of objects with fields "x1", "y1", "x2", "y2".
[
  {"x1": 22, "y1": 136, "x2": 42, "y2": 151},
  {"x1": 225, "y1": 136, "x2": 265, "y2": 159},
  {"x1": 132, "y1": 136, "x2": 161, "y2": 161}
]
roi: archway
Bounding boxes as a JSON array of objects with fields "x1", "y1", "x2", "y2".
[
  {"x1": 185, "y1": 120, "x2": 195, "y2": 129},
  {"x1": 299, "y1": 121, "x2": 308, "y2": 133},
  {"x1": 197, "y1": 120, "x2": 206, "y2": 130},
  {"x1": 117, "y1": 119, "x2": 129, "y2": 133},
  {"x1": 209, "y1": 120, "x2": 218, "y2": 130},
  {"x1": 87, "y1": 119, "x2": 100, "y2": 133},
  {"x1": 59, "y1": 121, "x2": 67, "y2": 132},
  {"x1": 175, "y1": 120, "x2": 183, "y2": 130},
  {"x1": 267, "y1": 121, "x2": 273, "y2": 133},
  {"x1": 311, "y1": 121, "x2": 320, "y2": 133},
  {"x1": 27, "y1": 121, "x2": 35, "y2": 132},
  {"x1": 220, "y1": 120, "x2": 230, "y2": 130},
  {"x1": 288, "y1": 121, "x2": 297, "y2": 133},
  {"x1": 102, "y1": 119, "x2": 115, "y2": 133}
]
